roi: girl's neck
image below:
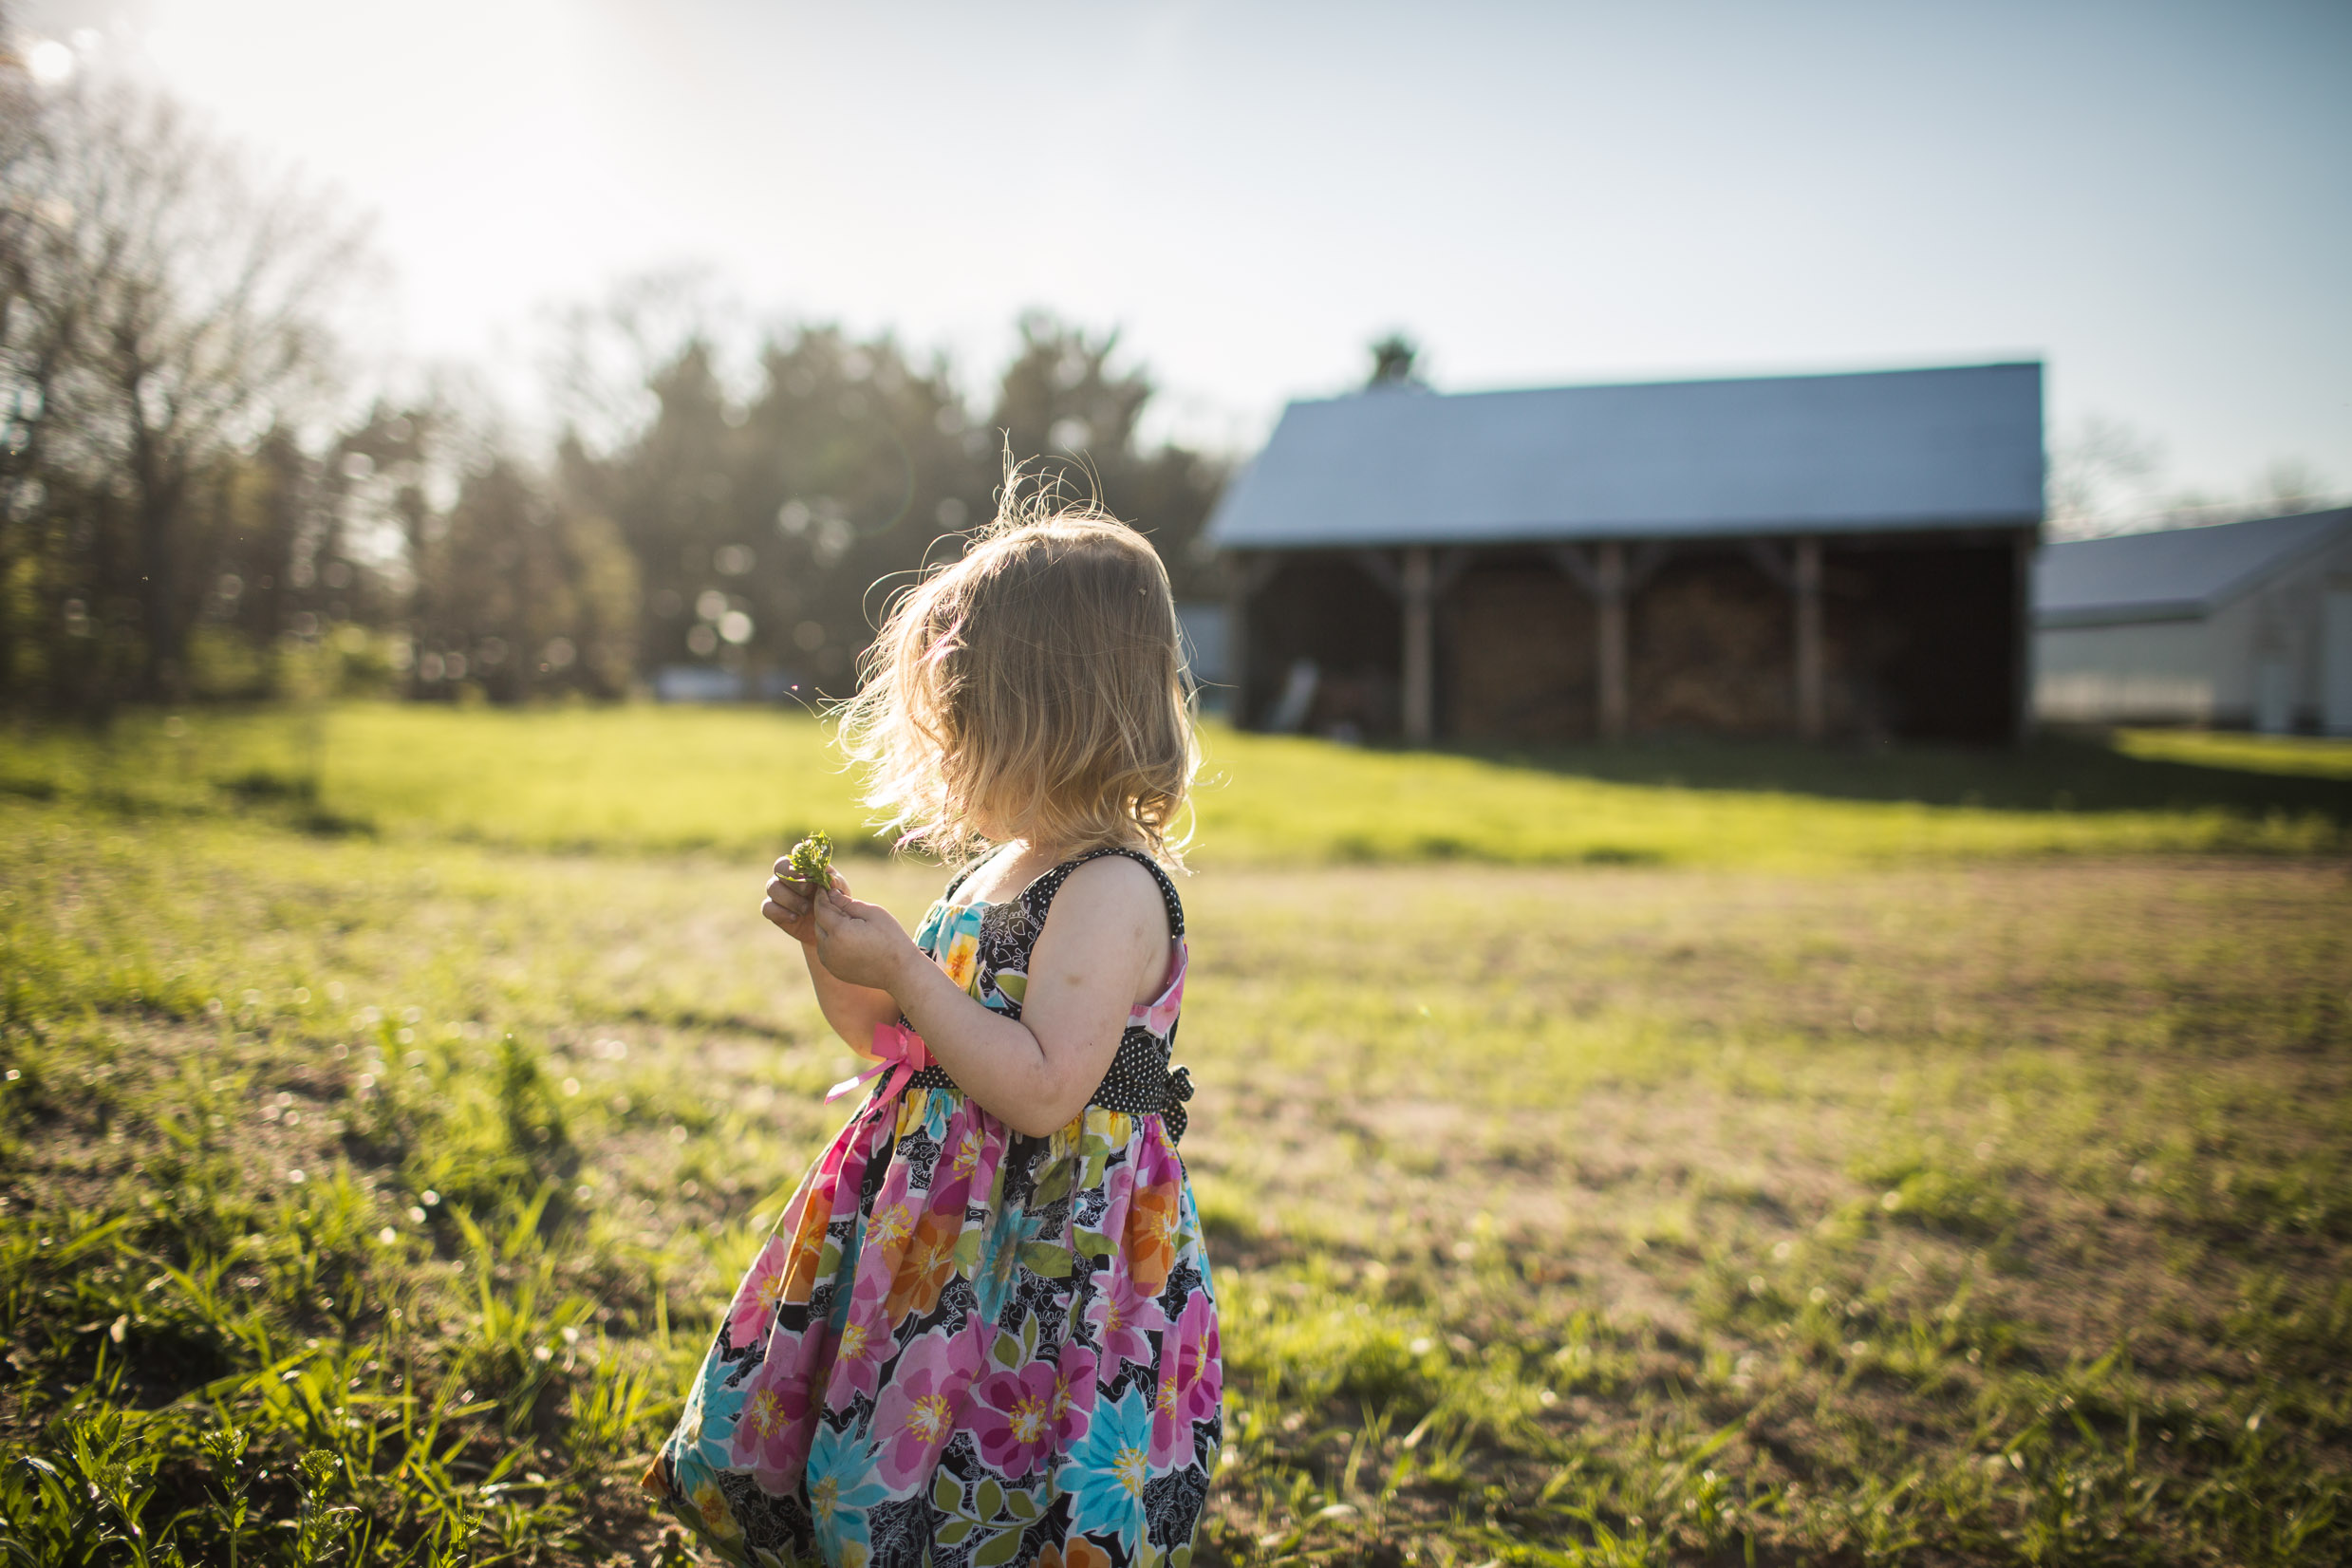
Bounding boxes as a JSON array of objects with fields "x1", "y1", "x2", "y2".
[
  {"x1": 957, "y1": 838, "x2": 1062, "y2": 904},
  {"x1": 959, "y1": 831, "x2": 1145, "y2": 904}
]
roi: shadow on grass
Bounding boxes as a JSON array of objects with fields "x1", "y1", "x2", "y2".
[{"x1": 1444, "y1": 731, "x2": 2352, "y2": 821}]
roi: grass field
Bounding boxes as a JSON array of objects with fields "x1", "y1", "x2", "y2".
[
  {"x1": 4, "y1": 704, "x2": 2350, "y2": 1565},
  {"x1": 5, "y1": 703, "x2": 2349, "y2": 867}
]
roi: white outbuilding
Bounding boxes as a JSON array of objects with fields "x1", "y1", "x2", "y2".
[{"x1": 2032, "y1": 507, "x2": 2352, "y2": 734}]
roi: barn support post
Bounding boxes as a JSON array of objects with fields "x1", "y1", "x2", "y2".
[
  {"x1": 1545, "y1": 541, "x2": 1628, "y2": 739},
  {"x1": 2012, "y1": 527, "x2": 2037, "y2": 743},
  {"x1": 1225, "y1": 551, "x2": 1281, "y2": 728},
  {"x1": 1402, "y1": 545, "x2": 1436, "y2": 744},
  {"x1": 1592, "y1": 542, "x2": 1627, "y2": 740},
  {"x1": 1795, "y1": 534, "x2": 1825, "y2": 738}
]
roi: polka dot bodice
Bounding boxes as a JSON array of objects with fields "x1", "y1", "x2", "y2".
[{"x1": 904, "y1": 846, "x2": 1195, "y2": 1142}]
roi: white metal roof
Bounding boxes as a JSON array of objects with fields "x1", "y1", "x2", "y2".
[
  {"x1": 1204, "y1": 362, "x2": 2044, "y2": 550},
  {"x1": 2033, "y1": 507, "x2": 2352, "y2": 628}
]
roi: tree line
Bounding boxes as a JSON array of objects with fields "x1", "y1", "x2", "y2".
[{"x1": 0, "y1": 60, "x2": 1225, "y2": 717}]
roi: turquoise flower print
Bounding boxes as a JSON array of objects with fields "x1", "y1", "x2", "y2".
[
  {"x1": 914, "y1": 1087, "x2": 952, "y2": 1143},
  {"x1": 974, "y1": 1205, "x2": 1043, "y2": 1325},
  {"x1": 825, "y1": 1215, "x2": 868, "y2": 1335},
  {"x1": 1180, "y1": 1185, "x2": 1214, "y2": 1290},
  {"x1": 681, "y1": 1358, "x2": 749, "y2": 1463},
  {"x1": 929, "y1": 903, "x2": 986, "y2": 997},
  {"x1": 802, "y1": 1422, "x2": 891, "y2": 1566},
  {"x1": 663, "y1": 1361, "x2": 750, "y2": 1517},
  {"x1": 1066, "y1": 1384, "x2": 1154, "y2": 1552}
]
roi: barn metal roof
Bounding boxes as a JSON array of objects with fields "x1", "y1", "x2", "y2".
[
  {"x1": 2033, "y1": 508, "x2": 2352, "y2": 628},
  {"x1": 1204, "y1": 362, "x2": 2044, "y2": 550}
]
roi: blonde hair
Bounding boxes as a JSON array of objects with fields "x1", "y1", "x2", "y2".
[{"x1": 836, "y1": 482, "x2": 1198, "y2": 867}]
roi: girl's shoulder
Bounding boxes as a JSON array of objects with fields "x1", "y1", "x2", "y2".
[{"x1": 1025, "y1": 846, "x2": 1184, "y2": 941}]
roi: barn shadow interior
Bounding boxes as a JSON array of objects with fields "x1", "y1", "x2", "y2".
[
  {"x1": 1229, "y1": 546, "x2": 2350, "y2": 822},
  {"x1": 1233, "y1": 531, "x2": 2032, "y2": 742}
]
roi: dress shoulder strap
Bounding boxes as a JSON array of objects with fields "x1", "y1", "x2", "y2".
[{"x1": 1025, "y1": 846, "x2": 1185, "y2": 939}]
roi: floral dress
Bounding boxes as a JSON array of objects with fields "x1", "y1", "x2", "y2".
[{"x1": 644, "y1": 848, "x2": 1221, "y2": 1568}]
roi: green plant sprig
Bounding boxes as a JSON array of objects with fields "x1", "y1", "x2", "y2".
[{"x1": 784, "y1": 831, "x2": 833, "y2": 892}]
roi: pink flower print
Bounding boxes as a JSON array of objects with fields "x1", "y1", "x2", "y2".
[
  {"x1": 730, "y1": 1341, "x2": 821, "y2": 1491},
  {"x1": 832, "y1": 1242, "x2": 902, "y2": 1403},
  {"x1": 1086, "y1": 1263, "x2": 1169, "y2": 1377},
  {"x1": 950, "y1": 1122, "x2": 985, "y2": 1183},
  {"x1": 724, "y1": 1234, "x2": 796, "y2": 1348},
  {"x1": 917, "y1": 1095, "x2": 985, "y2": 1210},
  {"x1": 867, "y1": 1155, "x2": 918, "y2": 1244},
  {"x1": 1128, "y1": 942, "x2": 1186, "y2": 1036},
  {"x1": 955, "y1": 1109, "x2": 1010, "y2": 1209},
  {"x1": 844, "y1": 1159, "x2": 922, "y2": 1330},
  {"x1": 1049, "y1": 1339, "x2": 1099, "y2": 1448},
  {"x1": 869, "y1": 1323, "x2": 988, "y2": 1490},
  {"x1": 1131, "y1": 1118, "x2": 1183, "y2": 1191},
  {"x1": 972, "y1": 1356, "x2": 1066, "y2": 1479},
  {"x1": 1149, "y1": 1290, "x2": 1222, "y2": 1466},
  {"x1": 832, "y1": 1315, "x2": 889, "y2": 1405},
  {"x1": 865, "y1": 1192, "x2": 918, "y2": 1267}
]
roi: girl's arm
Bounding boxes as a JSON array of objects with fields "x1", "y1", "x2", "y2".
[
  {"x1": 808, "y1": 857, "x2": 1167, "y2": 1138},
  {"x1": 761, "y1": 860, "x2": 902, "y2": 1053}
]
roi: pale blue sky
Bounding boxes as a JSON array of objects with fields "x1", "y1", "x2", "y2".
[{"x1": 24, "y1": 0, "x2": 2352, "y2": 509}]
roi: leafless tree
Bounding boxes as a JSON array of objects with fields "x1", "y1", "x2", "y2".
[
  {"x1": 0, "y1": 60, "x2": 364, "y2": 702},
  {"x1": 2044, "y1": 414, "x2": 2163, "y2": 539},
  {"x1": 2257, "y1": 457, "x2": 2331, "y2": 516}
]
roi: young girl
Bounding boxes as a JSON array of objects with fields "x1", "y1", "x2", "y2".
[{"x1": 644, "y1": 503, "x2": 1221, "y2": 1568}]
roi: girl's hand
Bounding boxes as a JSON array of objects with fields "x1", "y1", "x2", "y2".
[
  {"x1": 761, "y1": 859, "x2": 847, "y2": 946},
  {"x1": 810, "y1": 887, "x2": 921, "y2": 995}
]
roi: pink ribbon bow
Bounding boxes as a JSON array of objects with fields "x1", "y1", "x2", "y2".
[{"x1": 826, "y1": 1019, "x2": 932, "y2": 1105}]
